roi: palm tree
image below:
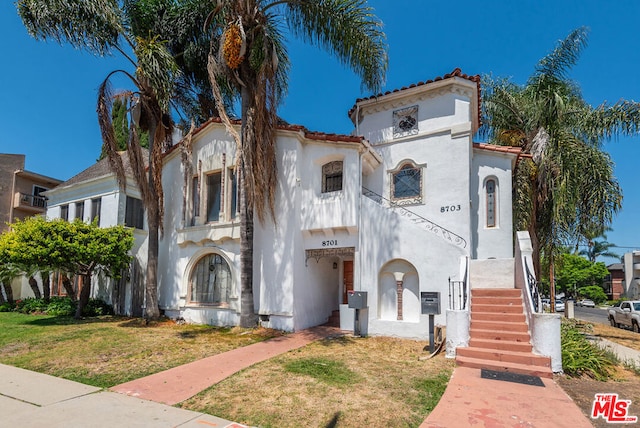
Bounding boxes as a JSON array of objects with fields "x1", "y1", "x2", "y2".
[
  {"x1": 482, "y1": 27, "x2": 640, "y2": 306},
  {"x1": 579, "y1": 229, "x2": 620, "y2": 263},
  {"x1": 204, "y1": 0, "x2": 387, "y2": 327},
  {"x1": 17, "y1": 0, "x2": 213, "y2": 320}
]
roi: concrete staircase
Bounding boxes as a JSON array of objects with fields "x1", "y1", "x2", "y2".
[{"x1": 456, "y1": 288, "x2": 552, "y2": 378}]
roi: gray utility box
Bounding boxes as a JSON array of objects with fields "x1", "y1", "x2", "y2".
[
  {"x1": 348, "y1": 291, "x2": 368, "y2": 309},
  {"x1": 421, "y1": 292, "x2": 441, "y2": 315}
]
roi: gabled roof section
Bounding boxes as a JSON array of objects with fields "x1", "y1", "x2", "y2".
[
  {"x1": 166, "y1": 117, "x2": 369, "y2": 159},
  {"x1": 347, "y1": 68, "x2": 481, "y2": 124},
  {"x1": 54, "y1": 149, "x2": 148, "y2": 189}
]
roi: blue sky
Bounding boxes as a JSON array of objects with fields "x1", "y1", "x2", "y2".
[{"x1": 1, "y1": 0, "x2": 639, "y2": 262}]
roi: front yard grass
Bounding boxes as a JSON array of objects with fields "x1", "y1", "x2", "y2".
[
  {"x1": 179, "y1": 336, "x2": 454, "y2": 428},
  {"x1": 0, "y1": 312, "x2": 281, "y2": 388}
]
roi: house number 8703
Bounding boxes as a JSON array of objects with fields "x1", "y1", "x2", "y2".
[
  {"x1": 441, "y1": 205, "x2": 461, "y2": 213},
  {"x1": 322, "y1": 240, "x2": 338, "y2": 247}
]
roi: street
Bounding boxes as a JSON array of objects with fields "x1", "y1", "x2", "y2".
[{"x1": 571, "y1": 305, "x2": 609, "y2": 325}]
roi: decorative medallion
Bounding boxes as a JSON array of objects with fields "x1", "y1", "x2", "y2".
[{"x1": 393, "y1": 105, "x2": 419, "y2": 139}]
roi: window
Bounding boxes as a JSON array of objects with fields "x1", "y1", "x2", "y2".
[
  {"x1": 75, "y1": 201, "x2": 85, "y2": 222},
  {"x1": 32, "y1": 185, "x2": 48, "y2": 208},
  {"x1": 91, "y1": 198, "x2": 101, "y2": 226},
  {"x1": 190, "y1": 253, "x2": 231, "y2": 305},
  {"x1": 486, "y1": 179, "x2": 497, "y2": 228},
  {"x1": 392, "y1": 164, "x2": 421, "y2": 199},
  {"x1": 60, "y1": 204, "x2": 69, "y2": 221},
  {"x1": 191, "y1": 176, "x2": 200, "y2": 226},
  {"x1": 125, "y1": 196, "x2": 144, "y2": 229},
  {"x1": 207, "y1": 172, "x2": 222, "y2": 222},
  {"x1": 230, "y1": 169, "x2": 238, "y2": 219},
  {"x1": 322, "y1": 161, "x2": 343, "y2": 193}
]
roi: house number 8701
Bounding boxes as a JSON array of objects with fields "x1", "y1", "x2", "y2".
[
  {"x1": 441, "y1": 205, "x2": 461, "y2": 213},
  {"x1": 322, "y1": 240, "x2": 338, "y2": 246}
]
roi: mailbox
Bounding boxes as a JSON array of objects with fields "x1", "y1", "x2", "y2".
[
  {"x1": 421, "y1": 292, "x2": 440, "y2": 315},
  {"x1": 348, "y1": 291, "x2": 368, "y2": 309}
]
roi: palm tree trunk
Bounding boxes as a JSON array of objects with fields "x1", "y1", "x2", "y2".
[
  {"x1": 145, "y1": 119, "x2": 161, "y2": 321},
  {"x1": 2, "y1": 281, "x2": 14, "y2": 304},
  {"x1": 239, "y1": 86, "x2": 257, "y2": 328},
  {"x1": 28, "y1": 276, "x2": 42, "y2": 299}
]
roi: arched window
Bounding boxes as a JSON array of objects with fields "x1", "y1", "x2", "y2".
[
  {"x1": 189, "y1": 253, "x2": 231, "y2": 305},
  {"x1": 392, "y1": 163, "x2": 421, "y2": 200},
  {"x1": 322, "y1": 161, "x2": 343, "y2": 193},
  {"x1": 486, "y1": 178, "x2": 497, "y2": 228}
]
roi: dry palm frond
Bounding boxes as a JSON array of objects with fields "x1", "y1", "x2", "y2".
[
  {"x1": 180, "y1": 121, "x2": 196, "y2": 224},
  {"x1": 97, "y1": 79, "x2": 127, "y2": 190}
]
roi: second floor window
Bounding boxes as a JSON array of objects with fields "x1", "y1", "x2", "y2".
[
  {"x1": 322, "y1": 161, "x2": 343, "y2": 193},
  {"x1": 91, "y1": 198, "x2": 101, "y2": 226},
  {"x1": 486, "y1": 179, "x2": 497, "y2": 228},
  {"x1": 75, "y1": 201, "x2": 85, "y2": 221},
  {"x1": 125, "y1": 196, "x2": 144, "y2": 229},
  {"x1": 207, "y1": 172, "x2": 222, "y2": 222},
  {"x1": 60, "y1": 204, "x2": 69, "y2": 221},
  {"x1": 392, "y1": 164, "x2": 421, "y2": 199}
]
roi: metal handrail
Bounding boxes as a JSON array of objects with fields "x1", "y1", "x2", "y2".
[
  {"x1": 449, "y1": 257, "x2": 469, "y2": 310},
  {"x1": 524, "y1": 258, "x2": 541, "y2": 313},
  {"x1": 361, "y1": 187, "x2": 467, "y2": 249}
]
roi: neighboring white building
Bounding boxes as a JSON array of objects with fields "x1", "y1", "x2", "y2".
[
  {"x1": 45, "y1": 151, "x2": 149, "y2": 316},
  {"x1": 46, "y1": 69, "x2": 521, "y2": 339},
  {"x1": 621, "y1": 252, "x2": 640, "y2": 299}
]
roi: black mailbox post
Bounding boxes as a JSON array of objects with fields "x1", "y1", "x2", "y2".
[{"x1": 421, "y1": 292, "x2": 441, "y2": 353}]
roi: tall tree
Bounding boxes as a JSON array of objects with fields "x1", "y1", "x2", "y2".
[
  {"x1": 17, "y1": 0, "x2": 213, "y2": 320},
  {"x1": 205, "y1": 0, "x2": 387, "y2": 327},
  {"x1": 481, "y1": 27, "x2": 640, "y2": 307}
]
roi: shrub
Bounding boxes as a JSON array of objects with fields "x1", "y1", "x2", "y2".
[
  {"x1": 45, "y1": 297, "x2": 76, "y2": 316},
  {"x1": 83, "y1": 298, "x2": 114, "y2": 317},
  {"x1": 561, "y1": 319, "x2": 616, "y2": 380},
  {"x1": 15, "y1": 297, "x2": 48, "y2": 314},
  {"x1": 0, "y1": 302, "x2": 15, "y2": 312}
]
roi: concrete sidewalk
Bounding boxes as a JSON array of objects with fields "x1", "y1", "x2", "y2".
[{"x1": 0, "y1": 364, "x2": 242, "y2": 428}]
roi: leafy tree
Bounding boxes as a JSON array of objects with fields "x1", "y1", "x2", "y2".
[
  {"x1": 17, "y1": 0, "x2": 214, "y2": 320},
  {"x1": 554, "y1": 253, "x2": 609, "y2": 297},
  {"x1": 205, "y1": 0, "x2": 387, "y2": 327},
  {"x1": 0, "y1": 217, "x2": 133, "y2": 318},
  {"x1": 577, "y1": 285, "x2": 608, "y2": 304},
  {"x1": 481, "y1": 27, "x2": 640, "y2": 307}
]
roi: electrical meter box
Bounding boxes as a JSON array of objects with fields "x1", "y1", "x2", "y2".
[
  {"x1": 348, "y1": 291, "x2": 368, "y2": 309},
  {"x1": 421, "y1": 292, "x2": 441, "y2": 315}
]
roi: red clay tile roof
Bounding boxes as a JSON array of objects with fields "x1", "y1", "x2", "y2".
[
  {"x1": 165, "y1": 117, "x2": 365, "y2": 159},
  {"x1": 472, "y1": 142, "x2": 522, "y2": 155},
  {"x1": 347, "y1": 68, "x2": 481, "y2": 124}
]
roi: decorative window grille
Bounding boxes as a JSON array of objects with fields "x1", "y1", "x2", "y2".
[
  {"x1": 190, "y1": 253, "x2": 231, "y2": 305},
  {"x1": 486, "y1": 179, "x2": 496, "y2": 227},
  {"x1": 322, "y1": 161, "x2": 343, "y2": 193}
]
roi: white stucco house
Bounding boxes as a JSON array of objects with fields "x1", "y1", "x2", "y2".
[{"x1": 45, "y1": 68, "x2": 522, "y2": 340}]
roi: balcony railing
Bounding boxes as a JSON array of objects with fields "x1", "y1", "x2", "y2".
[{"x1": 16, "y1": 193, "x2": 47, "y2": 209}]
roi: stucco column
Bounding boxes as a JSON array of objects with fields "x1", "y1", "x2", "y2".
[{"x1": 393, "y1": 272, "x2": 405, "y2": 320}]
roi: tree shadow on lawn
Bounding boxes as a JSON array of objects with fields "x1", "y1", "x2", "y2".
[{"x1": 22, "y1": 315, "x2": 128, "y2": 327}]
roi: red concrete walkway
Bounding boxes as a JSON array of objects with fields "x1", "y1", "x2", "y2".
[
  {"x1": 110, "y1": 326, "x2": 341, "y2": 405},
  {"x1": 421, "y1": 366, "x2": 593, "y2": 428}
]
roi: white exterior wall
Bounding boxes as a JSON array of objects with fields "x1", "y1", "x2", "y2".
[
  {"x1": 623, "y1": 252, "x2": 640, "y2": 298},
  {"x1": 471, "y1": 150, "x2": 514, "y2": 259}
]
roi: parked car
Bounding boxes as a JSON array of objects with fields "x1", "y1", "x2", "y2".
[
  {"x1": 577, "y1": 299, "x2": 595, "y2": 308},
  {"x1": 608, "y1": 301, "x2": 640, "y2": 332},
  {"x1": 555, "y1": 300, "x2": 565, "y2": 312}
]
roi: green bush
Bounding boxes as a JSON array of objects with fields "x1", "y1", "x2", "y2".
[
  {"x1": 45, "y1": 297, "x2": 76, "y2": 316},
  {"x1": 15, "y1": 297, "x2": 48, "y2": 314},
  {"x1": 83, "y1": 298, "x2": 114, "y2": 316},
  {"x1": 577, "y1": 285, "x2": 608, "y2": 304},
  {"x1": 561, "y1": 319, "x2": 615, "y2": 380},
  {"x1": 0, "y1": 302, "x2": 15, "y2": 312}
]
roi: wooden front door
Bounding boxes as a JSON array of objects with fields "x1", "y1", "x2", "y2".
[{"x1": 342, "y1": 260, "x2": 354, "y2": 304}]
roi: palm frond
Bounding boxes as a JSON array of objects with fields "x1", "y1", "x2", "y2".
[
  {"x1": 532, "y1": 26, "x2": 589, "y2": 82},
  {"x1": 17, "y1": 0, "x2": 124, "y2": 56},
  {"x1": 284, "y1": 0, "x2": 387, "y2": 93}
]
